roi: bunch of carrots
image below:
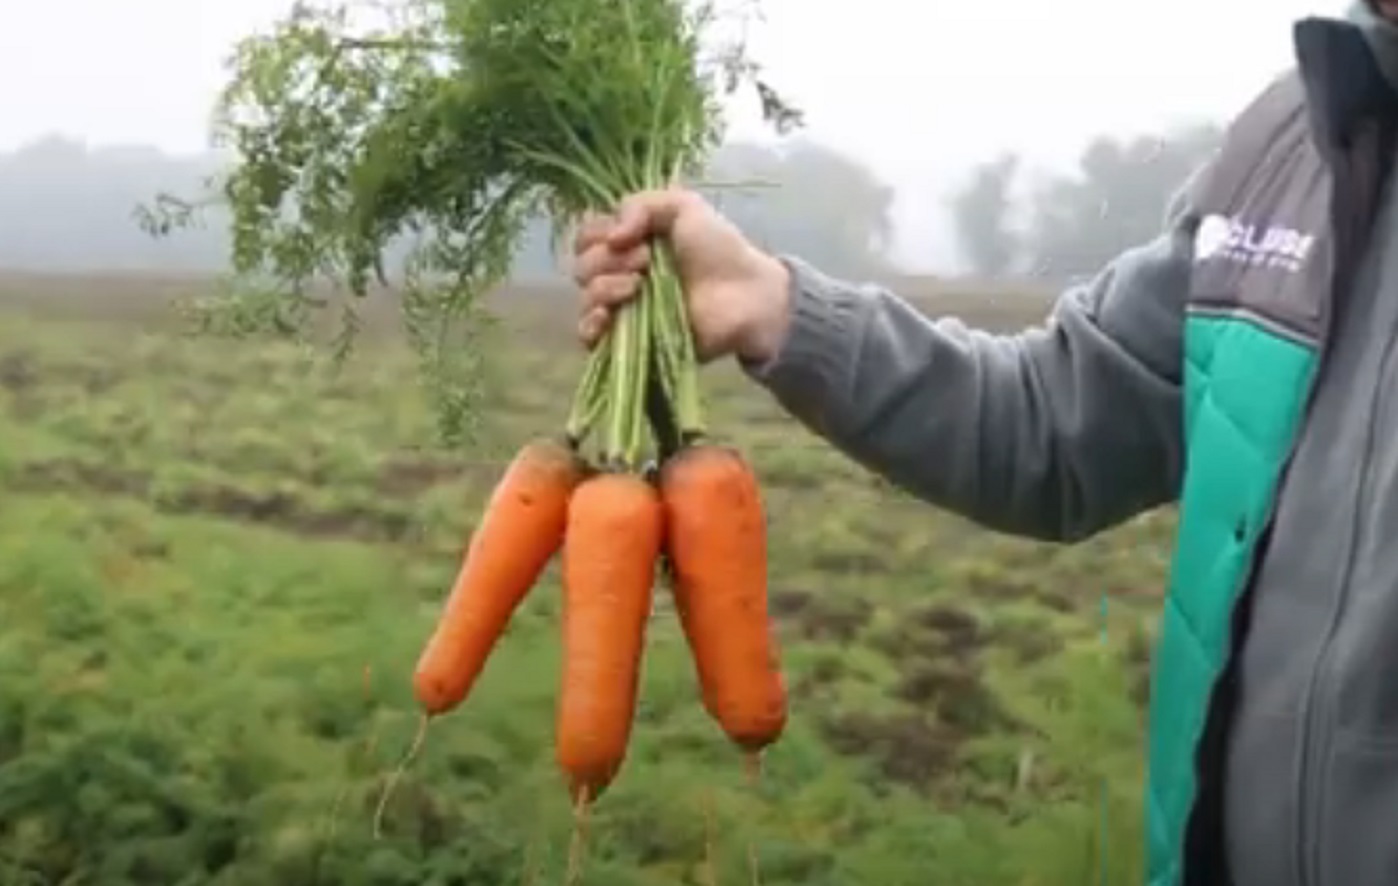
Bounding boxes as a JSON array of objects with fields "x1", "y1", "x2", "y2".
[
  {"x1": 407, "y1": 238, "x2": 787, "y2": 839},
  {"x1": 157, "y1": 0, "x2": 799, "y2": 868}
]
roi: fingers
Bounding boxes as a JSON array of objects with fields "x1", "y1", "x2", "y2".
[
  {"x1": 584, "y1": 272, "x2": 642, "y2": 310},
  {"x1": 578, "y1": 306, "x2": 612, "y2": 350},
  {"x1": 571, "y1": 188, "x2": 699, "y2": 351},
  {"x1": 572, "y1": 239, "x2": 650, "y2": 289},
  {"x1": 608, "y1": 188, "x2": 698, "y2": 249},
  {"x1": 576, "y1": 271, "x2": 640, "y2": 349},
  {"x1": 571, "y1": 188, "x2": 696, "y2": 281},
  {"x1": 573, "y1": 211, "x2": 612, "y2": 254}
]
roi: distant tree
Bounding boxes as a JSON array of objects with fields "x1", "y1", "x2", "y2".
[
  {"x1": 951, "y1": 152, "x2": 1020, "y2": 278},
  {"x1": 0, "y1": 136, "x2": 229, "y2": 272},
  {"x1": 1023, "y1": 123, "x2": 1221, "y2": 282},
  {"x1": 0, "y1": 135, "x2": 896, "y2": 283},
  {"x1": 705, "y1": 138, "x2": 896, "y2": 279}
]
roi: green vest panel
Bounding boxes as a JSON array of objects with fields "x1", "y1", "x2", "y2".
[{"x1": 1145, "y1": 312, "x2": 1318, "y2": 885}]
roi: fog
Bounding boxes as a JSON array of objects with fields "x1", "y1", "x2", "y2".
[{"x1": 0, "y1": 0, "x2": 1353, "y2": 272}]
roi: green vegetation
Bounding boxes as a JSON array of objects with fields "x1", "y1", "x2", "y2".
[
  {"x1": 0, "y1": 277, "x2": 1171, "y2": 885},
  {"x1": 142, "y1": 0, "x2": 799, "y2": 447}
]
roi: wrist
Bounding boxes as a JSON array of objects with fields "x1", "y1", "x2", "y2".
[{"x1": 734, "y1": 251, "x2": 792, "y2": 365}]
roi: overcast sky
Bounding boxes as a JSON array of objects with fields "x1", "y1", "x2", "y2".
[{"x1": 0, "y1": 0, "x2": 1354, "y2": 267}]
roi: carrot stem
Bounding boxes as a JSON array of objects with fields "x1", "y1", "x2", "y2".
[
  {"x1": 596, "y1": 261, "x2": 658, "y2": 469},
  {"x1": 603, "y1": 296, "x2": 638, "y2": 466},
  {"x1": 566, "y1": 345, "x2": 610, "y2": 445},
  {"x1": 643, "y1": 255, "x2": 687, "y2": 462},
  {"x1": 651, "y1": 244, "x2": 704, "y2": 437},
  {"x1": 601, "y1": 316, "x2": 624, "y2": 464},
  {"x1": 650, "y1": 294, "x2": 678, "y2": 389},
  {"x1": 645, "y1": 353, "x2": 682, "y2": 463},
  {"x1": 627, "y1": 275, "x2": 654, "y2": 465}
]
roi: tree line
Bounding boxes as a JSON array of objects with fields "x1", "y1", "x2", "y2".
[
  {"x1": 0, "y1": 124, "x2": 1220, "y2": 286},
  {"x1": 951, "y1": 123, "x2": 1222, "y2": 283},
  {"x1": 0, "y1": 135, "x2": 894, "y2": 282}
]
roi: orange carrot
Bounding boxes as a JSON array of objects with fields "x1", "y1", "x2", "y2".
[
  {"x1": 413, "y1": 438, "x2": 585, "y2": 716},
  {"x1": 660, "y1": 445, "x2": 787, "y2": 753},
  {"x1": 555, "y1": 471, "x2": 663, "y2": 801}
]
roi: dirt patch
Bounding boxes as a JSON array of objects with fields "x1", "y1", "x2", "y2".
[
  {"x1": 1123, "y1": 625, "x2": 1155, "y2": 709},
  {"x1": 951, "y1": 560, "x2": 1038, "y2": 601},
  {"x1": 757, "y1": 461, "x2": 824, "y2": 491},
  {"x1": 851, "y1": 516, "x2": 899, "y2": 548},
  {"x1": 791, "y1": 651, "x2": 849, "y2": 698},
  {"x1": 768, "y1": 589, "x2": 872, "y2": 644},
  {"x1": 1114, "y1": 584, "x2": 1164, "y2": 602},
  {"x1": 987, "y1": 620, "x2": 1063, "y2": 664},
  {"x1": 9, "y1": 458, "x2": 413, "y2": 543},
  {"x1": 1033, "y1": 586, "x2": 1078, "y2": 613},
  {"x1": 75, "y1": 365, "x2": 122, "y2": 395},
  {"x1": 0, "y1": 351, "x2": 36, "y2": 392},
  {"x1": 768, "y1": 588, "x2": 813, "y2": 619},
  {"x1": 819, "y1": 710, "x2": 961, "y2": 788},
  {"x1": 12, "y1": 460, "x2": 148, "y2": 496},
  {"x1": 871, "y1": 603, "x2": 1016, "y2": 743},
  {"x1": 894, "y1": 662, "x2": 1013, "y2": 735},
  {"x1": 375, "y1": 452, "x2": 469, "y2": 496},
  {"x1": 809, "y1": 548, "x2": 888, "y2": 575},
  {"x1": 916, "y1": 605, "x2": 983, "y2": 657},
  {"x1": 168, "y1": 485, "x2": 412, "y2": 542},
  {"x1": 874, "y1": 603, "x2": 986, "y2": 662},
  {"x1": 0, "y1": 353, "x2": 123, "y2": 396}
]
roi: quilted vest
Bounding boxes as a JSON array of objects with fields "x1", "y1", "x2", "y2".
[{"x1": 1144, "y1": 20, "x2": 1395, "y2": 886}]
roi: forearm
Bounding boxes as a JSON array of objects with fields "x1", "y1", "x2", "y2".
[{"x1": 741, "y1": 234, "x2": 1191, "y2": 541}]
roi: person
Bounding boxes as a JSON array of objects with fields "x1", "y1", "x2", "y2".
[{"x1": 570, "y1": 3, "x2": 1398, "y2": 884}]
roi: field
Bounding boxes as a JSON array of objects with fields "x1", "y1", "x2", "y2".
[{"x1": 0, "y1": 272, "x2": 1175, "y2": 885}]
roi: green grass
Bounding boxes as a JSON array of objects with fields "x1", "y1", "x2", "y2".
[{"x1": 0, "y1": 278, "x2": 1170, "y2": 885}]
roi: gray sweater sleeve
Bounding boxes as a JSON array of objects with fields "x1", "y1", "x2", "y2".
[{"x1": 741, "y1": 179, "x2": 1204, "y2": 542}]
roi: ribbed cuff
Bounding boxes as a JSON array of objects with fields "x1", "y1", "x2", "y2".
[{"x1": 739, "y1": 255, "x2": 864, "y2": 398}]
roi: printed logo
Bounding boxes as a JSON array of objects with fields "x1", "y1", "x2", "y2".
[{"x1": 1194, "y1": 213, "x2": 1315, "y2": 273}]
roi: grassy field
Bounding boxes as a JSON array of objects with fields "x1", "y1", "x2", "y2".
[{"x1": 0, "y1": 272, "x2": 1175, "y2": 885}]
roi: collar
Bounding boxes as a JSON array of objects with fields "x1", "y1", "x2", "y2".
[
  {"x1": 1294, "y1": 12, "x2": 1398, "y2": 148},
  {"x1": 1349, "y1": 2, "x2": 1398, "y2": 91}
]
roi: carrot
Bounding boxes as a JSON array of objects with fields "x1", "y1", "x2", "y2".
[
  {"x1": 413, "y1": 438, "x2": 585, "y2": 716},
  {"x1": 555, "y1": 471, "x2": 663, "y2": 802},
  {"x1": 660, "y1": 444, "x2": 787, "y2": 753}
]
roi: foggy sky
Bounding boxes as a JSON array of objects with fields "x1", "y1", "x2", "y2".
[{"x1": 0, "y1": 0, "x2": 1352, "y2": 269}]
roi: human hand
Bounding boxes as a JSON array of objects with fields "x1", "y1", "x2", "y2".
[{"x1": 572, "y1": 188, "x2": 792, "y2": 365}]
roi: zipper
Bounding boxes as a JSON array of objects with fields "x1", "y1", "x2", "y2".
[
  {"x1": 1292, "y1": 127, "x2": 1386, "y2": 886},
  {"x1": 1292, "y1": 299, "x2": 1395, "y2": 886}
]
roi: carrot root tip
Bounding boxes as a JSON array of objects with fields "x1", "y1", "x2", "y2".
[
  {"x1": 743, "y1": 751, "x2": 763, "y2": 787},
  {"x1": 702, "y1": 787, "x2": 719, "y2": 886},
  {"x1": 564, "y1": 787, "x2": 592, "y2": 886},
  {"x1": 742, "y1": 751, "x2": 766, "y2": 886},
  {"x1": 371, "y1": 712, "x2": 431, "y2": 839}
]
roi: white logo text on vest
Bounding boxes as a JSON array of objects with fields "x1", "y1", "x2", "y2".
[{"x1": 1194, "y1": 213, "x2": 1315, "y2": 273}]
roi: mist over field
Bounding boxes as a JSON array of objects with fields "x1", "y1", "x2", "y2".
[
  {"x1": 0, "y1": 118, "x2": 1218, "y2": 288},
  {"x1": 0, "y1": 1, "x2": 1347, "y2": 883}
]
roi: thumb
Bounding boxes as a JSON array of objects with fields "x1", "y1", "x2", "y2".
[{"x1": 607, "y1": 188, "x2": 698, "y2": 249}]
